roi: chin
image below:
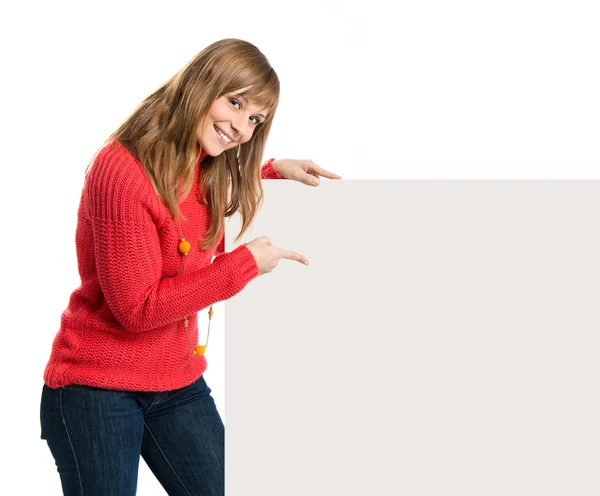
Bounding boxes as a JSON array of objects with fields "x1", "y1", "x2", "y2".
[{"x1": 199, "y1": 142, "x2": 224, "y2": 157}]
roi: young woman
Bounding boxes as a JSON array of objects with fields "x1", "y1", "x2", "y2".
[{"x1": 40, "y1": 38, "x2": 340, "y2": 496}]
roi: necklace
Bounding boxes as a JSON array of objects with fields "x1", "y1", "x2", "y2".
[{"x1": 177, "y1": 219, "x2": 212, "y2": 357}]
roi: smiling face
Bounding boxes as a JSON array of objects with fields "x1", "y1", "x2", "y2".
[{"x1": 198, "y1": 86, "x2": 269, "y2": 156}]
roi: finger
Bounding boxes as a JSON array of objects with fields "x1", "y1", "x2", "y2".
[
  {"x1": 308, "y1": 162, "x2": 342, "y2": 179},
  {"x1": 277, "y1": 248, "x2": 309, "y2": 265},
  {"x1": 303, "y1": 173, "x2": 320, "y2": 186},
  {"x1": 294, "y1": 169, "x2": 320, "y2": 186}
]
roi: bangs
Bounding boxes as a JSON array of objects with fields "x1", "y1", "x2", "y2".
[{"x1": 231, "y1": 70, "x2": 279, "y2": 118}]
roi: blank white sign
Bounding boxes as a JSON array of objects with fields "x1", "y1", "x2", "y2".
[{"x1": 225, "y1": 180, "x2": 600, "y2": 495}]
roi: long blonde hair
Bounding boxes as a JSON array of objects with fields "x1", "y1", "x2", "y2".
[{"x1": 87, "y1": 38, "x2": 280, "y2": 250}]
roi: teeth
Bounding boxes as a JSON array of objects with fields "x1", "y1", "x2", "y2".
[{"x1": 215, "y1": 126, "x2": 232, "y2": 143}]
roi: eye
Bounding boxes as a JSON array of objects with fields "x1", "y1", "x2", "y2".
[
  {"x1": 230, "y1": 99, "x2": 262, "y2": 126},
  {"x1": 229, "y1": 99, "x2": 261, "y2": 126}
]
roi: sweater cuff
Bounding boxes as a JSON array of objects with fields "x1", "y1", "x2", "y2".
[
  {"x1": 231, "y1": 244, "x2": 260, "y2": 283},
  {"x1": 261, "y1": 158, "x2": 284, "y2": 179}
]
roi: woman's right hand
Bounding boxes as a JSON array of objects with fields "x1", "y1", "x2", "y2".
[{"x1": 244, "y1": 237, "x2": 309, "y2": 275}]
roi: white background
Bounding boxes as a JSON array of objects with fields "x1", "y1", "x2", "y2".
[{"x1": 0, "y1": 0, "x2": 598, "y2": 494}]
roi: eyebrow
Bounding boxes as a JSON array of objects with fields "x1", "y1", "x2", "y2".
[{"x1": 232, "y1": 93, "x2": 267, "y2": 120}]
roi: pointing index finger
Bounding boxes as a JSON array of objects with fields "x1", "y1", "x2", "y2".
[
  {"x1": 312, "y1": 163, "x2": 342, "y2": 179},
  {"x1": 277, "y1": 248, "x2": 309, "y2": 265}
]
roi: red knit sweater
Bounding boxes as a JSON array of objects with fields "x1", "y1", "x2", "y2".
[{"x1": 43, "y1": 139, "x2": 283, "y2": 392}]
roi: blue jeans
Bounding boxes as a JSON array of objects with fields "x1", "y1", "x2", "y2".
[{"x1": 40, "y1": 375, "x2": 224, "y2": 495}]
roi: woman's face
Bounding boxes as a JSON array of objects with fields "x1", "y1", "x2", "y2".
[{"x1": 198, "y1": 86, "x2": 268, "y2": 156}]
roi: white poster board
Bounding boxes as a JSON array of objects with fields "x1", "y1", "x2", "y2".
[{"x1": 225, "y1": 180, "x2": 600, "y2": 495}]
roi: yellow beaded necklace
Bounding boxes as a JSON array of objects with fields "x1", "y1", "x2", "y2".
[{"x1": 177, "y1": 219, "x2": 211, "y2": 357}]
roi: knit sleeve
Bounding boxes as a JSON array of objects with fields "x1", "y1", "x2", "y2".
[
  {"x1": 261, "y1": 157, "x2": 284, "y2": 179},
  {"x1": 84, "y1": 149, "x2": 259, "y2": 334}
]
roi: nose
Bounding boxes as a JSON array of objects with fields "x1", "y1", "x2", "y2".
[{"x1": 231, "y1": 115, "x2": 252, "y2": 143}]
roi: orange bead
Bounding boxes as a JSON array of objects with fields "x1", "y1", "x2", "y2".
[
  {"x1": 194, "y1": 345, "x2": 207, "y2": 356},
  {"x1": 178, "y1": 239, "x2": 191, "y2": 255}
]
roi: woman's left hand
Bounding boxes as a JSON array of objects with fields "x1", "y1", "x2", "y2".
[{"x1": 272, "y1": 159, "x2": 342, "y2": 186}]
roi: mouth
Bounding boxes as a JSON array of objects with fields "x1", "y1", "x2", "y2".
[{"x1": 214, "y1": 124, "x2": 234, "y2": 145}]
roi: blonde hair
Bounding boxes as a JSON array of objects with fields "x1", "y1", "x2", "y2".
[{"x1": 87, "y1": 38, "x2": 280, "y2": 250}]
